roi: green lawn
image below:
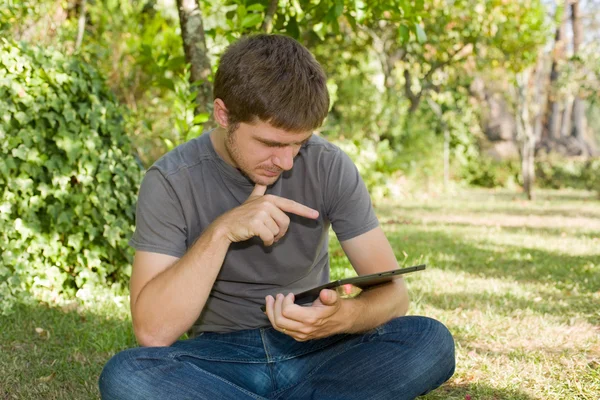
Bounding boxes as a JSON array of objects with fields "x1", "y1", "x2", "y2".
[{"x1": 2, "y1": 188, "x2": 599, "y2": 399}]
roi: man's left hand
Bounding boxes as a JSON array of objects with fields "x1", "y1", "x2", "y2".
[{"x1": 264, "y1": 289, "x2": 356, "y2": 341}]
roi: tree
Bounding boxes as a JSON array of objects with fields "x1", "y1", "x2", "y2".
[
  {"x1": 570, "y1": 0, "x2": 590, "y2": 155},
  {"x1": 176, "y1": 0, "x2": 423, "y2": 117},
  {"x1": 544, "y1": 1, "x2": 568, "y2": 145},
  {"x1": 176, "y1": 0, "x2": 213, "y2": 116}
]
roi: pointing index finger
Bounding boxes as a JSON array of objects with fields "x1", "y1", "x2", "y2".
[{"x1": 272, "y1": 197, "x2": 319, "y2": 219}]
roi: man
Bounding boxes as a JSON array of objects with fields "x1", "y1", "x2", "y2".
[{"x1": 99, "y1": 34, "x2": 455, "y2": 399}]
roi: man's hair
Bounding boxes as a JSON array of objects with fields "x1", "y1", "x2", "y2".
[{"x1": 214, "y1": 34, "x2": 329, "y2": 132}]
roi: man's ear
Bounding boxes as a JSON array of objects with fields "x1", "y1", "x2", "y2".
[{"x1": 213, "y1": 98, "x2": 229, "y2": 129}]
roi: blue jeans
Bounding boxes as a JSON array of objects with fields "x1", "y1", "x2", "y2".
[{"x1": 99, "y1": 316, "x2": 455, "y2": 400}]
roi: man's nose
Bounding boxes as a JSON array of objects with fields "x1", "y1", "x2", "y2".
[{"x1": 273, "y1": 147, "x2": 294, "y2": 171}]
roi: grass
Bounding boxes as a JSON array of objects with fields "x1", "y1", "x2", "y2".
[{"x1": 2, "y1": 188, "x2": 599, "y2": 399}]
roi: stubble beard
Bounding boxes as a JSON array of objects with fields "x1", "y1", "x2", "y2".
[{"x1": 225, "y1": 130, "x2": 279, "y2": 186}]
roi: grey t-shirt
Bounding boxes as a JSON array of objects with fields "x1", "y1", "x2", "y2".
[{"x1": 129, "y1": 132, "x2": 378, "y2": 335}]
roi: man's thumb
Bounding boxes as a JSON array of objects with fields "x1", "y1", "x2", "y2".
[
  {"x1": 250, "y1": 184, "x2": 267, "y2": 198},
  {"x1": 319, "y1": 289, "x2": 338, "y2": 305}
]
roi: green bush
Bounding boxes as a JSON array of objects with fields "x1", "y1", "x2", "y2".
[
  {"x1": 332, "y1": 137, "x2": 398, "y2": 201},
  {"x1": 581, "y1": 159, "x2": 600, "y2": 196},
  {"x1": 462, "y1": 158, "x2": 521, "y2": 188},
  {"x1": 535, "y1": 158, "x2": 599, "y2": 192},
  {"x1": 0, "y1": 39, "x2": 142, "y2": 312}
]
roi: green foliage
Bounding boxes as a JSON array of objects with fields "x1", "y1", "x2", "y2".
[
  {"x1": 0, "y1": 39, "x2": 142, "y2": 313},
  {"x1": 332, "y1": 138, "x2": 397, "y2": 200},
  {"x1": 463, "y1": 159, "x2": 521, "y2": 188},
  {"x1": 208, "y1": 0, "x2": 423, "y2": 41},
  {"x1": 536, "y1": 158, "x2": 600, "y2": 195}
]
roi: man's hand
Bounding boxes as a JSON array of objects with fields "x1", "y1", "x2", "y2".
[
  {"x1": 264, "y1": 289, "x2": 357, "y2": 341},
  {"x1": 217, "y1": 183, "x2": 319, "y2": 246}
]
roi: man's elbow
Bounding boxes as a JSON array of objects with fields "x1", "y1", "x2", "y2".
[{"x1": 133, "y1": 322, "x2": 175, "y2": 347}]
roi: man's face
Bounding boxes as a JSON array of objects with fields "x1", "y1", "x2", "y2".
[{"x1": 225, "y1": 120, "x2": 313, "y2": 186}]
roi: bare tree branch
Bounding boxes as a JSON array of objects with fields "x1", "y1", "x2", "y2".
[
  {"x1": 260, "y1": 0, "x2": 278, "y2": 33},
  {"x1": 75, "y1": 0, "x2": 87, "y2": 51}
]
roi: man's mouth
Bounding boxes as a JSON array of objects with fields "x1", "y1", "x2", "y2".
[{"x1": 261, "y1": 169, "x2": 281, "y2": 177}]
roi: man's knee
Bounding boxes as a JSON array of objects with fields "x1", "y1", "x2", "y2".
[
  {"x1": 422, "y1": 317, "x2": 455, "y2": 378},
  {"x1": 98, "y1": 348, "x2": 144, "y2": 399},
  {"x1": 405, "y1": 316, "x2": 455, "y2": 389},
  {"x1": 379, "y1": 316, "x2": 456, "y2": 382}
]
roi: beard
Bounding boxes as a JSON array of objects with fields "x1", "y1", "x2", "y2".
[{"x1": 225, "y1": 129, "x2": 282, "y2": 185}]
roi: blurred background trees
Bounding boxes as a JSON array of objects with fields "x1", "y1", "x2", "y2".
[{"x1": 1, "y1": 0, "x2": 599, "y2": 307}]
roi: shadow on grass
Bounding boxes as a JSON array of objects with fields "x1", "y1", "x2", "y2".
[
  {"x1": 387, "y1": 219, "x2": 600, "y2": 239},
  {"x1": 457, "y1": 189, "x2": 597, "y2": 203},
  {"x1": 0, "y1": 301, "x2": 136, "y2": 399},
  {"x1": 385, "y1": 228, "x2": 600, "y2": 324},
  {"x1": 422, "y1": 381, "x2": 538, "y2": 400},
  {"x1": 387, "y1": 203, "x2": 600, "y2": 222}
]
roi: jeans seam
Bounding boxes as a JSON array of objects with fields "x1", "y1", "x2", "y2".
[
  {"x1": 260, "y1": 328, "x2": 277, "y2": 393},
  {"x1": 270, "y1": 341, "x2": 362, "y2": 398},
  {"x1": 267, "y1": 334, "x2": 351, "y2": 362},
  {"x1": 183, "y1": 360, "x2": 268, "y2": 400}
]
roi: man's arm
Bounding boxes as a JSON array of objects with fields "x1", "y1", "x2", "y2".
[
  {"x1": 264, "y1": 226, "x2": 409, "y2": 340},
  {"x1": 130, "y1": 224, "x2": 231, "y2": 347},
  {"x1": 130, "y1": 184, "x2": 319, "y2": 347},
  {"x1": 336, "y1": 226, "x2": 410, "y2": 331}
]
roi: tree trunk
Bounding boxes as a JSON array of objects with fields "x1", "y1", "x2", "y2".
[
  {"x1": 560, "y1": 97, "x2": 572, "y2": 138},
  {"x1": 543, "y1": 1, "x2": 567, "y2": 144},
  {"x1": 176, "y1": 0, "x2": 213, "y2": 116},
  {"x1": 75, "y1": 0, "x2": 87, "y2": 51},
  {"x1": 516, "y1": 68, "x2": 536, "y2": 200},
  {"x1": 403, "y1": 70, "x2": 422, "y2": 113},
  {"x1": 570, "y1": 0, "x2": 588, "y2": 155},
  {"x1": 260, "y1": 0, "x2": 278, "y2": 33}
]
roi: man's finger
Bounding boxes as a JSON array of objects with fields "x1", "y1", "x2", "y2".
[
  {"x1": 264, "y1": 295, "x2": 278, "y2": 329},
  {"x1": 272, "y1": 197, "x2": 319, "y2": 219},
  {"x1": 250, "y1": 184, "x2": 267, "y2": 198}
]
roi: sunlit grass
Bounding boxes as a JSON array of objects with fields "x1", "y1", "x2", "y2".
[
  {"x1": 331, "y1": 188, "x2": 600, "y2": 400},
  {"x1": 1, "y1": 188, "x2": 599, "y2": 399}
]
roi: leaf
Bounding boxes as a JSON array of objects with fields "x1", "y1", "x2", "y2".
[
  {"x1": 246, "y1": 4, "x2": 264, "y2": 12},
  {"x1": 399, "y1": 24, "x2": 410, "y2": 43},
  {"x1": 236, "y1": 4, "x2": 247, "y2": 23},
  {"x1": 415, "y1": 23, "x2": 427, "y2": 43},
  {"x1": 38, "y1": 372, "x2": 56, "y2": 382},
  {"x1": 185, "y1": 127, "x2": 202, "y2": 142},
  {"x1": 334, "y1": 0, "x2": 344, "y2": 17},
  {"x1": 35, "y1": 327, "x2": 50, "y2": 339},
  {"x1": 192, "y1": 113, "x2": 210, "y2": 125},
  {"x1": 242, "y1": 13, "x2": 263, "y2": 28},
  {"x1": 286, "y1": 16, "x2": 300, "y2": 39}
]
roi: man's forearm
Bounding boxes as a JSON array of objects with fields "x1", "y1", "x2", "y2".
[
  {"x1": 132, "y1": 224, "x2": 231, "y2": 347},
  {"x1": 341, "y1": 279, "x2": 410, "y2": 334}
]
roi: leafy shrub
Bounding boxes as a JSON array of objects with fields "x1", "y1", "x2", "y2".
[
  {"x1": 0, "y1": 39, "x2": 142, "y2": 312},
  {"x1": 332, "y1": 137, "x2": 398, "y2": 201},
  {"x1": 581, "y1": 159, "x2": 600, "y2": 196},
  {"x1": 536, "y1": 158, "x2": 600, "y2": 195},
  {"x1": 462, "y1": 158, "x2": 521, "y2": 188}
]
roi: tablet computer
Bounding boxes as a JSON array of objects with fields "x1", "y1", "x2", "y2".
[{"x1": 260, "y1": 264, "x2": 425, "y2": 312}]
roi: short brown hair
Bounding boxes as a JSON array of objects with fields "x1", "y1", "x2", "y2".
[{"x1": 213, "y1": 34, "x2": 329, "y2": 132}]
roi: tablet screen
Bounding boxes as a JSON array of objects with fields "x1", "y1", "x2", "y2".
[{"x1": 260, "y1": 264, "x2": 426, "y2": 311}]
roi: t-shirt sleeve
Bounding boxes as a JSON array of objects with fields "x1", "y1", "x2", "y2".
[
  {"x1": 323, "y1": 149, "x2": 379, "y2": 242},
  {"x1": 128, "y1": 168, "x2": 187, "y2": 258}
]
